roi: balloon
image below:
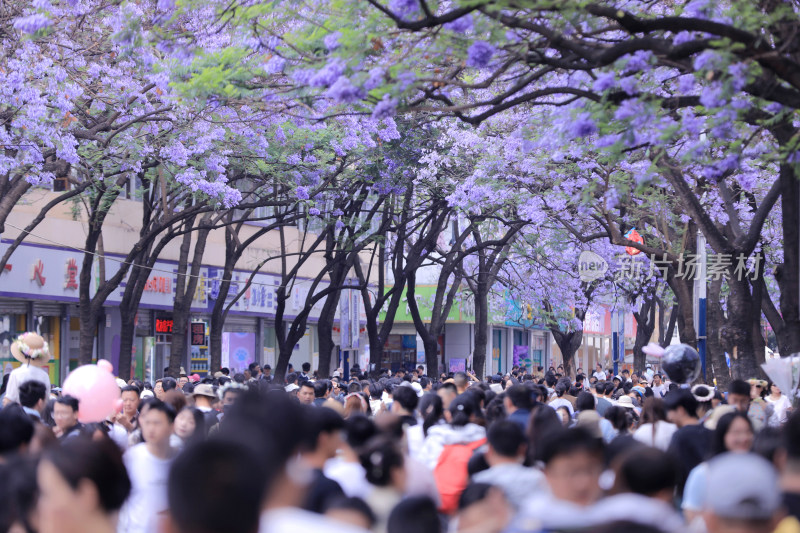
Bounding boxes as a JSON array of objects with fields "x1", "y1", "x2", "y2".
[
  {"x1": 97, "y1": 359, "x2": 114, "y2": 373},
  {"x1": 661, "y1": 344, "x2": 701, "y2": 385},
  {"x1": 642, "y1": 342, "x2": 665, "y2": 358},
  {"x1": 63, "y1": 364, "x2": 121, "y2": 423}
]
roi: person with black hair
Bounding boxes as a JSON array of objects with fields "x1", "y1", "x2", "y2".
[
  {"x1": 504, "y1": 384, "x2": 534, "y2": 431},
  {"x1": 0, "y1": 404, "x2": 35, "y2": 458},
  {"x1": 386, "y1": 496, "x2": 440, "y2": 533},
  {"x1": 54, "y1": 395, "x2": 82, "y2": 440},
  {"x1": 472, "y1": 420, "x2": 546, "y2": 509},
  {"x1": 781, "y1": 410, "x2": 800, "y2": 521},
  {"x1": 164, "y1": 440, "x2": 265, "y2": 533},
  {"x1": 418, "y1": 392, "x2": 444, "y2": 438},
  {"x1": 454, "y1": 483, "x2": 513, "y2": 533},
  {"x1": 664, "y1": 389, "x2": 712, "y2": 496},
  {"x1": 299, "y1": 362, "x2": 312, "y2": 382},
  {"x1": 682, "y1": 411, "x2": 755, "y2": 523},
  {"x1": 114, "y1": 385, "x2": 141, "y2": 433},
  {"x1": 36, "y1": 437, "x2": 130, "y2": 533},
  {"x1": 325, "y1": 415, "x2": 376, "y2": 499},
  {"x1": 391, "y1": 384, "x2": 424, "y2": 457},
  {"x1": 298, "y1": 380, "x2": 316, "y2": 405},
  {"x1": 359, "y1": 436, "x2": 407, "y2": 531},
  {"x1": 313, "y1": 380, "x2": 328, "y2": 406},
  {"x1": 171, "y1": 406, "x2": 206, "y2": 448},
  {"x1": 301, "y1": 407, "x2": 347, "y2": 514},
  {"x1": 18, "y1": 380, "x2": 47, "y2": 420},
  {"x1": 118, "y1": 399, "x2": 177, "y2": 533},
  {"x1": 632, "y1": 397, "x2": 676, "y2": 451},
  {"x1": 436, "y1": 381, "x2": 458, "y2": 411},
  {"x1": 0, "y1": 456, "x2": 38, "y2": 533},
  {"x1": 549, "y1": 380, "x2": 575, "y2": 418},
  {"x1": 536, "y1": 426, "x2": 604, "y2": 508},
  {"x1": 323, "y1": 497, "x2": 376, "y2": 531},
  {"x1": 248, "y1": 362, "x2": 262, "y2": 380}
]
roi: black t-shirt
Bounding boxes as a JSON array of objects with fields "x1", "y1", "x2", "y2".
[
  {"x1": 303, "y1": 469, "x2": 345, "y2": 514},
  {"x1": 667, "y1": 423, "x2": 712, "y2": 495},
  {"x1": 784, "y1": 492, "x2": 800, "y2": 521}
]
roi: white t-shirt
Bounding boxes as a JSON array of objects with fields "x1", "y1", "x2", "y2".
[
  {"x1": 593, "y1": 371, "x2": 607, "y2": 381},
  {"x1": 260, "y1": 507, "x2": 370, "y2": 533},
  {"x1": 324, "y1": 457, "x2": 371, "y2": 499},
  {"x1": 4, "y1": 365, "x2": 50, "y2": 404},
  {"x1": 632, "y1": 421, "x2": 677, "y2": 451},
  {"x1": 651, "y1": 384, "x2": 668, "y2": 398},
  {"x1": 118, "y1": 444, "x2": 175, "y2": 533}
]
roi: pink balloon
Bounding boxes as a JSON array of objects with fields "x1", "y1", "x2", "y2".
[
  {"x1": 642, "y1": 342, "x2": 665, "y2": 358},
  {"x1": 63, "y1": 364, "x2": 121, "y2": 423},
  {"x1": 97, "y1": 359, "x2": 114, "y2": 373}
]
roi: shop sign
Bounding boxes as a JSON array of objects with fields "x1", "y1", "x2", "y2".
[
  {"x1": 144, "y1": 275, "x2": 172, "y2": 294},
  {"x1": 155, "y1": 317, "x2": 174, "y2": 334},
  {"x1": 190, "y1": 322, "x2": 206, "y2": 345}
]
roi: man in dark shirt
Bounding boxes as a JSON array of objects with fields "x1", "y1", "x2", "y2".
[
  {"x1": 504, "y1": 384, "x2": 534, "y2": 431},
  {"x1": 664, "y1": 389, "x2": 712, "y2": 496},
  {"x1": 782, "y1": 410, "x2": 800, "y2": 520},
  {"x1": 301, "y1": 407, "x2": 346, "y2": 513}
]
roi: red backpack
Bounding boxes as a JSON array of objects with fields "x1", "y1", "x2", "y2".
[{"x1": 433, "y1": 437, "x2": 487, "y2": 514}]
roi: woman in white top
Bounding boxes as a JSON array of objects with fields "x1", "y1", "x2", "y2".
[
  {"x1": 632, "y1": 397, "x2": 676, "y2": 451},
  {"x1": 766, "y1": 382, "x2": 793, "y2": 426}
]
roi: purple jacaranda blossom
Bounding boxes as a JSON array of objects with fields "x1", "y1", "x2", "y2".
[
  {"x1": 296, "y1": 186, "x2": 310, "y2": 200},
  {"x1": 365, "y1": 67, "x2": 384, "y2": 90},
  {"x1": 274, "y1": 126, "x2": 287, "y2": 143},
  {"x1": 569, "y1": 113, "x2": 597, "y2": 138},
  {"x1": 157, "y1": 0, "x2": 175, "y2": 10},
  {"x1": 325, "y1": 76, "x2": 364, "y2": 103},
  {"x1": 614, "y1": 99, "x2": 643, "y2": 121},
  {"x1": 335, "y1": 220, "x2": 345, "y2": 230},
  {"x1": 699, "y1": 83, "x2": 726, "y2": 108},
  {"x1": 685, "y1": 0, "x2": 712, "y2": 19},
  {"x1": 624, "y1": 50, "x2": 652, "y2": 73},
  {"x1": 397, "y1": 71, "x2": 416, "y2": 91},
  {"x1": 765, "y1": 102, "x2": 783, "y2": 113},
  {"x1": 444, "y1": 14, "x2": 473, "y2": 33},
  {"x1": 467, "y1": 41, "x2": 495, "y2": 68},
  {"x1": 324, "y1": 32, "x2": 341, "y2": 50},
  {"x1": 13, "y1": 14, "x2": 51, "y2": 33},
  {"x1": 372, "y1": 95, "x2": 398, "y2": 120},
  {"x1": 286, "y1": 153, "x2": 301, "y2": 165},
  {"x1": 332, "y1": 208, "x2": 344, "y2": 217},
  {"x1": 309, "y1": 207, "x2": 321, "y2": 216},
  {"x1": 787, "y1": 151, "x2": 800, "y2": 163},
  {"x1": 619, "y1": 77, "x2": 638, "y2": 95},
  {"x1": 390, "y1": 0, "x2": 419, "y2": 18},
  {"x1": 593, "y1": 72, "x2": 616, "y2": 92},
  {"x1": 265, "y1": 56, "x2": 286, "y2": 74},
  {"x1": 678, "y1": 75, "x2": 695, "y2": 94},
  {"x1": 693, "y1": 50, "x2": 721, "y2": 71},
  {"x1": 310, "y1": 58, "x2": 345, "y2": 87},
  {"x1": 604, "y1": 187, "x2": 620, "y2": 210},
  {"x1": 673, "y1": 31, "x2": 695, "y2": 45},
  {"x1": 728, "y1": 63, "x2": 749, "y2": 90}
]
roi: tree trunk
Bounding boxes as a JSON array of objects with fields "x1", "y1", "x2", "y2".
[
  {"x1": 707, "y1": 277, "x2": 730, "y2": 387},
  {"x1": 317, "y1": 289, "x2": 340, "y2": 378},
  {"x1": 552, "y1": 329, "x2": 583, "y2": 379},
  {"x1": 725, "y1": 275, "x2": 758, "y2": 379},
  {"x1": 472, "y1": 285, "x2": 489, "y2": 379},
  {"x1": 778, "y1": 162, "x2": 800, "y2": 355},
  {"x1": 633, "y1": 297, "x2": 656, "y2": 374}
]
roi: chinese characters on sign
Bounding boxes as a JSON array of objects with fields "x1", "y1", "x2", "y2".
[
  {"x1": 31, "y1": 259, "x2": 46, "y2": 286},
  {"x1": 615, "y1": 253, "x2": 763, "y2": 281},
  {"x1": 190, "y1": 322, "x2": 206, "y2": 346},
  {"x1": 64, "y1": 258, "x2": 78, "y2": 290},
  {"x1": 155, "y1": 318, "x2": 174, "y2": 334},
  {"x1": 144, "y1": 275, "x2": 172, "y2": 294}
]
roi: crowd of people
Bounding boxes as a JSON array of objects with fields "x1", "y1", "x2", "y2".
[{"x1": 0, "y1": 334, "x2": 799, "y2": 533}]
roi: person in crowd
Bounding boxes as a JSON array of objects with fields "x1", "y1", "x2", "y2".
[
  {"x1": 248, "y1": 362, "x2": 262, "y2": 381},
  {"x1": 298, "y1": 381, "x2": 316, "y2": 405},
  {"x1": 504, "y1": 384, "x2": 534, "y2": 431},
  {"x1": 313, "y1": 380, "x2": 328, "y2": 406},
  {"x1": 592, "y1": 363, "x2": 607, "y2": 381},
  {"x1": 651, "y1": 373, "x2": 667, "y2": 398},
  {"x1": 0, "y1": 404, "x2": 35, "y2": 459},
  {"x1": 555, "y1": 405, "x2": 572, "y2": 426},
  {"x1": 325, "y1": 415, "x2": 375, "y2": 499},
  {"x1": 359, "y1": 436, "x2": 407, "y2": 531},
  {"x1": 171, "y1": 406, "x2": 206, "y2": 448},
  {"x1": 702, "y1": 453, "x2": 784, "y2": 533},
  {"x1": 37, "y1": 437, "x2": 130, "y2": 533},
  {"x1": 472, "y1": 420, "x2": 546, "y2": 509},
  {"x1": 301, "y1": 407, "x2": 347, "y2": 514},
  {"x1": 53, "y1": 395, "x2": 82, "y2": 441},
  {"x1": 632, "y1": 398, "x2": 677, "y2": 451},
  {"x1": 299, "y1": 362, "x2": 312, "y2": 382},
  {"x1": 534, "y1": 426, "x2": 604, "y2": 509},
  {"x1": 324, "y1": 497, "x2": 376, "y2": 531},
  {"x1": 766, "y1": 381, "x2": 793, "y2": 427},
  {"x1": 436, "y1": 381, "x2": 458, "y2": 412},
  {"x1": 386, "y1": 496, "x2": 440, "y2": 533},
  {"x1": 682, "y1": 411, "x2": 755, "y2": 523},
  {"x1": 115, "y1": 385, "x2": 140, "y2": 433},
  {"x1": 780, "y1": 410, "x2": 800, "y2": 522},
  {"x1": 664, "y1": 388, "x2": 712, "y2": 495},
  {"x1": 164, "y1": 440, "x2": 265, "y2": 533},
  {"x1": 391, "y1": 384, "x2": 424, "y2": 458},
  {"x1": 18, "y1": 380, "x2": 47, "y2": 421},
  {"x1": 118, "y1": 399, "x2": 177, "y2": 533},
  {"x1": 728, "y1": 378, "x2": 773, "y2": 433},
  {"x1": 191, "y1": 383, "x2": 220, "y2": 429},
  {"x1": 419, "y1": 393, "x2": 444, "y2": 438},
  {"x1": 418, "y1": 392, "x2": 486, "y2": 470},
  {"x1": 453, "y1": 483, "x2": 513, "y2": 533},
  {"x1": 549, "y1": 381, "x2": 575, "y2": 418},
  {"x1": 2, "y1": 332, "x2": 52, "y2": 407}
]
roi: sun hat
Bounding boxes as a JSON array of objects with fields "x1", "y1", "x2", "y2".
[
  {"x1": 191, "y1": 383, "x2": 217, "y2": 399},
  {"x1": 285, "y1": 383, "x2": 300, "y2": 393},
  {"x1": 617, "y1": 396, "x2": 636, "y2": 409},
  {"x1": 10, "y1": 332, "x2": 51, "y2": 367}
]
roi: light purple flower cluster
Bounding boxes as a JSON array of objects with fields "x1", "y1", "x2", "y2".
[
  {"x1": 467, "y1": 41, "x2": 495, "y2": 68},
  {"x1": 592, "y1": 72, "x2": 616, "y2": 92},
  {"x1": 390, "y1": 0, "x2": 419, "y2": 19},
  {"x1": 324, "y1": 32, "x2": 342, "y2": 50},
  {"x1": 372, "y1": 95, "x2": 398, "y2": 120},
  {"x1": 309, "y1": 207, "x2": 321, "y2": 216},
  {"x1": 325, "y1": 76, "x2": 365, "y2": 103},
  {"x1": 296, "y1": 186, "x2": 310, "y2": 200},
  {"x1": 443, "y1": 14, "x2": 473, "y2": 33},
  {"x1": 13, "y1": 14, "x2": 51, "y2": 34},
  {"x1": 310, "y1": 58, "x2": 345, "y2": 87},
  {"x1": 569, "y1": 113, "x2": 597, "y2": 138}
]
